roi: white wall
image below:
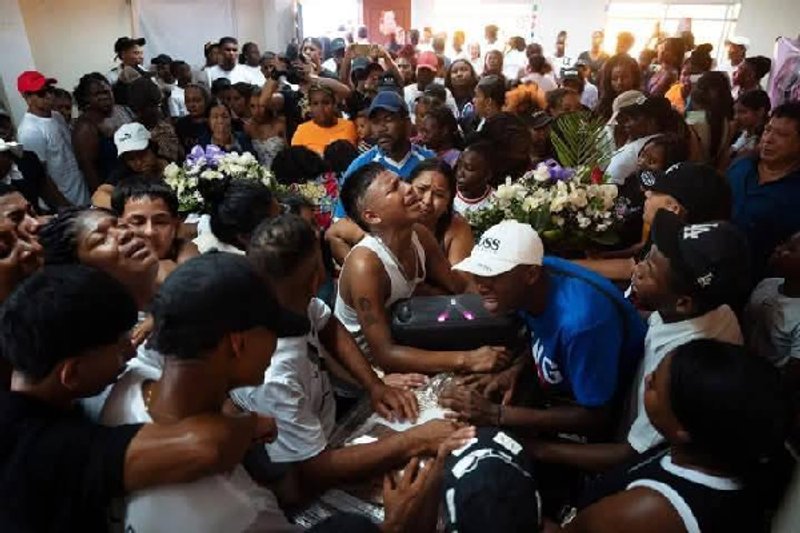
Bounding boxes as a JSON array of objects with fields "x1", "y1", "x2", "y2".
[
  {"x1": 0, "y1": 0, "x2": 38, "y2": 123},
  {"x1": 735, "y1": 0, "x2": 800, "y2": 58},
  {"x1": 536, "y1": 0, "x2": 608, "y2": 57}
]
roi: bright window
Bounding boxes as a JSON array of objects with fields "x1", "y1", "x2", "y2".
[{"x1": 605, "y1": 2, "x2": 741, "y2": 63}]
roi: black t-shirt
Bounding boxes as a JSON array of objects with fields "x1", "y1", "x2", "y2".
[
  {"x1": 175, "y1": 117, "x2": 211, "y2": 155},
  {"x1": 9, "y1": 151, "x2": 46, "y2": 209},
  {"x1": 0, "y1": 391, "x2": 141, "y2": 532},
  {"x1": 279, "y1": 87, "x2": 306, "y2": 141}
]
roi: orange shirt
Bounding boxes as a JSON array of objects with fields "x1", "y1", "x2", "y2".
[
  {"x1": 291, "y1": 118, "x2": 357, "y2": 155},
  {"x1": 664, "y1": 82, "x2": 686, "y2": 115}
]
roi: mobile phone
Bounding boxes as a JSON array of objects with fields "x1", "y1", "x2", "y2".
[{"x1": 352, "y1": 44, "x2": 371, "y2": 57}]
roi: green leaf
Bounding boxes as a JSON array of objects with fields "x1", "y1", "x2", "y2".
[{"x1": 550, "y1": 111, "x2": 615, "y2": 171}]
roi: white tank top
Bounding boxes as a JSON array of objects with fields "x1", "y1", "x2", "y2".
[{"x1": 334, "y1": 232, "x2": 426, "y2": 363}]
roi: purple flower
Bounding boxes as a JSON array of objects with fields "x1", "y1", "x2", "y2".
[
  {"x1": 186, "y1": 144, "x2": 225, "y2": 168},
  {"x1": 543, "y1": 159, "x2": 575, "y2": 181}
]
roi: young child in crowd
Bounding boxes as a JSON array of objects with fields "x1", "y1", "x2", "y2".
[
  {"x1": 453, "y1": 141, "x2": 494, "y2": 217},
  {"x1": 354, "y1": 108, "x2": 372, "y2": 153}
]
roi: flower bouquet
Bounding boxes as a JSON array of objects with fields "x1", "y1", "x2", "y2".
[
  {"x1": 275, "y1": 171, "x2": 340, "y2": 230},
  {"x1": 163, "y1": 145, "x2": 275, "y2": 214},
  {"x1": 467, "y1": 111, "x2": 623, "y2": 254}
]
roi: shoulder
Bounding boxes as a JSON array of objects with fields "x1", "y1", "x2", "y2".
[
  {"x1": 726, "y1": 154, "x2": 758, "y2": 177},
  {"x1": 572, "y1": 486, "x2": 686, "y2": 533},
  {"x1": 411, "y1": 144, "x2": 436, "y2": 159},
  {"x1": 448, "y1": 214, "x2": 473, "y2": 238},
  {"x1": 344, "y1": 148, "x2": 379, "y2": 176}
]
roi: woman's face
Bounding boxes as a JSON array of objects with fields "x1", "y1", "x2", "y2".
[
  {"x1": 611, "y1": 65, "x2": 635, "y2": 94},
  {"x1": 733, "y1": 62, "x2": 754, "y2": 89},
  {"x1": 485, "y1": 52, "x2": 502, "y2": 73},
  {"x1": 122, "y1": 148, "x2": 159, "y2": 175},
  {"x1": 120, "y1": 196, "x2": 179, "y2": 260},
  {"x1": 456, "y1": 149, "x2": 490, "y2": 195},
  {"x1": 87, "y1": 81, "x2": 114, "y2": 117},
  {"x1": 637, "y1": 142, "x2": 667, "y2": 172},
  {"x1": 184, "y1": 87, "x2": 207, "y2": 118},
  {"x1": 468, "y1": 43, "x2": 481, "y2": 60},
  {"x1": 209, "y1": 105, "x2": 232, "y2": 139},
  {"x1": 450, "y1": 61, "x2": 474, "y2": 88},
  {"x1": 309, "y1": 91, "x2": 336, "y2": 126},
  {"x1": 418, "y1": 115, "x2": 444, "y2": 150},
  {"x1": 473, "y1": 87, "x2": 490, "y2": 118},
  {"x1": 302, "y1": 42, "x2": 322, "y2": 65},
  {"x1": 229, "y1": 91, "x2": 249, "y2": 118},
  {"x1": 75, "y1": 211, "x2": 159, "y2": 290},
  {"x1": 619, "y1": 112, "x2": 653, "y2": 141},
  {"x1": 413, "y1": 170, "x2": 452, "y2": 226},
  {"x1": 733, "y1": 101, "x2": 765, "y2": 131},
  {"x1": 397, "y1": 57, "x2": 414, "y2": 84},
  {"x1": 249, "y1": 96, "x2": 265, "y2": 122}
]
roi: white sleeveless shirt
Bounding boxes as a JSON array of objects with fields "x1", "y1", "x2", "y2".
[{"x1": 334, "y1": 232, "x2": 426, "y2": 363}]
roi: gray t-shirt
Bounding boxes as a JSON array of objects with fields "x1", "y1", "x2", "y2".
[{"x1": 746, "y1": 278, "x2": 800, "y2": 367}]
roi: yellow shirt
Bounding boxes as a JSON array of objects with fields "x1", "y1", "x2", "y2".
[
  {"x1": 291, "y1": 118, "x2": 357, "y2": 155},
  {"x1": 664, "y1": 82, "x2": 685, "y2": 115}
]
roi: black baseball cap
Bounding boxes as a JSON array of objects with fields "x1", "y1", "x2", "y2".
[
  {"x1": 651, "y1": 209, "x2": 750, "y2": 304},
  {"x1": 330, "y1": 38, "x2": 347, "y2": 53},
  {"x1": 151, "y1": 54, "x2": 173, "y2": 65},
  {"x1": 150, "y1": 253, "x2": 309, "y2": 346},
  {"x1": 522, "y1": 110, "x2": 553, "y2": 129},
  {"x1": 442, "y1": 427, "x2": 541, "y2": 533},
  {"x1": 114, "y1": 36, "x2": 146, "y2": 57},
  {"x1": 639, "y1": 162, "x2": 729, "y2": 223}
]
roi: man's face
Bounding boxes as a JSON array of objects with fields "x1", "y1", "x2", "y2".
[
  {"x1": 473, "y1": 87, "x2": 491, "y2": 118},
  {"x1": 556, "y1": 36, "x2": 566, "y2": 56},
  {"x1": 309, "y1": 90, "x2": 336, "y2": 126},
  {"x1": 416, "y1": 68, "x2": 435, "y2": 88},
  {"x1": 67, "y1": 333, "x2": 135, "y2": 397},
  {"x1": 369, "y1": 109, "x2": 408, "y2": 154},
  {"x1": 760, "y1": 116, "x2": 800, "y2": 166},
  {"x1": 246, "y1": 45, "x2": 261, "y2": 66},
  {"x1": 87, "y1": 81, "x2": 114, "y2": 117},
  {"x1": 175, "y1": 64, "x2": 193, "y2": 86},
  {"x1": 228, "y1": 327, "x2": 278, "y2": 387},
  {"x1": 361, "y1": 170, "x2": 423, "y2": 229},
  {"x1": 25, "y1": 87, "x2": 54, "y2": 115},
  {"x1": 0, "y1": 191, "x2": 42, "y2": 241},
  {"x1": 53, "y1": 95, "x2": 73, "y2": 123},
  {"x1": 396, "y1": 58, "x2": 414, "y2": 84},
  {"x1": 75, "y1": 211, "x2": 159, "y2": 291},
  {"x1": 769, "y1": 232, "x2": 800, "y2": 278},
  {"x1": 156, "y1": 63, "x2": 175, "y2": 84},
  {"x1": 121, "y1": 196, "x2": 179, "y2": 261},
  {"x1": 611, "y1": 65, "x2": 635, "y2": 94},
  {"x1": 221, "y1": 42, "x2": 239, "y2": 69},
  {"x1": 592, "y1": 32, "x2": 604, "y2": 49},
  {"x1": 473, "y1": 266, "x2": 536, "y2": 315},
  {"x1": 121, "y1": 45, "x2": 144, "y2": 67},
  {"x1": 630, "y1": 244, "x2": 677, "y2": 312}
]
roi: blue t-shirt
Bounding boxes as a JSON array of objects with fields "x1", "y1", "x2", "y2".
[
  {"x1": 520, "y1": 256, "x2": 646, "y2": 407},
  {"x1": 727, "y1": 155, "x2": 800, "y2": 279},
  {"x1": 333, "y1": 144, "x2": 435, "y2": 218}
]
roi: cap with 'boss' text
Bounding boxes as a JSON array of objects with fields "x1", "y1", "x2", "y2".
[{"x1": 453, "y1": 220, "x2": 544, "y2": 277}]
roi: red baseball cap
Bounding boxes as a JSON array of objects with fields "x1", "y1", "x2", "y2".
[
  {"x1": 17, "y1": 71, "x2": 58, "y2": 94},
  {"x1": 417, "y1": 51, "x2": 438, "y2": 72}
]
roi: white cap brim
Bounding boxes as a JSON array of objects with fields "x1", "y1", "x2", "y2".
[
  {"x1": 452, "y1": 254, "x2": 522, "y2": 277},
  {"x1": 116, "y1": 138, "x2": 150, "y2": 156}
]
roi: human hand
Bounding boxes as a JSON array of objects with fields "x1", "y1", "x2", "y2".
[
  {"x1": 369, "y1": 382, "x2": 419, "y2": 422},
  {"x1": 382, "y1": 458, "x2": 437, "y2": 533},
  {"x1": 463, "y1": 346, "x2": 512, "y2": 373},
  {"x1": 131, "y1": 314, "x2": 154, "y2": 348},
  {"x1": 440, "y1": 384, "x2": 501, "y2": 426},
  {"x1": 383, "y1": 372, "x2": 429, "y2": 390},
  {"x1": 483, "y1": 361, "x2": 525, "y2": 405},
  {"x1": 407, "y1": 419, "x2": 461, "y2": 456}
]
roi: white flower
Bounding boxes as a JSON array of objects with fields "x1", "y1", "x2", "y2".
[
  {"x1": 596, "y1": 222, "x2": 610, "y2": 232},
  {"x1": 577, "y1": 215, "x2": 592, "y2": 229},
  {"x1": 522, "y1": 196, "x2": 540, "y2": 212},
  {"x1": 553, "y1": 216, "x2": 565, "y2": 227},
  {"x1": 550, "y1": 193, "x2": 569, "y2": 213},
  {"x1": 495, "y1": 181, "x2": 521, "y2": 202},
  {"x1": 200, "y1": 169, "x2": 223, "y2": 180},
  {"x1": 532, "y1": 164, "x2": 551, "y2": 183},
  {"x1": 568, "y1": 188, "x2": 588, "y2": 209},
  {"x1": 163, "y1": 162, "x2": 181, "y2": 180},
  {"x1": 186, "y1": 164, "x2": 201, "y2": 176},
  {"x1": 238, "y1": 152, "x2": 257, "y2": 165}
]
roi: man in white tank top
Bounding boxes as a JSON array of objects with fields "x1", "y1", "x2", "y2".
[{"x1": 335, "y1": 162, "x2": 512, "y2": 375}]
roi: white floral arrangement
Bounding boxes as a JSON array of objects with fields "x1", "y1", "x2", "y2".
[
  {"x1": 467, "y1": 159, "x2": 625, "y2": 251},
  {"x1": 163, "y1": 145, "x2": 275, "y2": 214}
]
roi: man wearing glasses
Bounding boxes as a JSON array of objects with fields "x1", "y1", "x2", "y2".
[{"x1": 16, "y1": 71, "x2": 90, "y2": 206}]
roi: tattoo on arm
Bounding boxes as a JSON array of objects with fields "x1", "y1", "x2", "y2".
[{"x1": 357, "y1": 297, "x2": 379, "y2": 327}]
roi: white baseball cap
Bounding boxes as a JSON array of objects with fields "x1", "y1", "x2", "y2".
[
  {"x1": 608, "y1": 90, "x2": 645, "y2": 126},
  {"x1": 114, "y1": 122, "x2": 151, "y2": 156},
  {"x1": 0, "y1": 139, "x2": 23, "y2": 158},
  {"x1": 453, "y1": 220, "x2": 544, "y2": 277}
]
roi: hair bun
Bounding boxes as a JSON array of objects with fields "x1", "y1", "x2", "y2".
[{"x1": 198, "y1": 175, "x2": 232, "y2": 208}]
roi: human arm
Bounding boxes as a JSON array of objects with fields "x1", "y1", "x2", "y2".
[
  {"x1": 415, "y1": 224, "x2": 468, "y2": 294},
  {"x1": 341, "y1": 248, "x2": 511, "y2": 374},
  {"x1": 72, "y1": 121, "x2": 103, "y2": 192},
  {"x1": 308, "y1": 71, "x2": 352, "y2": 99},
  {"x1": 526, "y1": 439, "x2": 636, "y2": 473},
  {"x1": 340, "y1": 45, "x2": 355, "y2": 86},
  {"x1": 571, "y1": 258, "x2": 636, "y2": 282},
  {"x1": 325, "y1": 217, "x2": 365, "y2": 265},
  {"x1": 376, "y1": 46, "x2": 403, "y2": 87},
  {"x1": 562, "y1": 487, "x2": 686, "y2": 533},
  {"x1": 259, "y1": 77, "x2": 284, "y2": 112},
  {"x1": 319, "y1": 315, "x2": 419, "y2": 421},
  {"x1": 123, "y1": 412, "x2": 258, "y2": 491}
]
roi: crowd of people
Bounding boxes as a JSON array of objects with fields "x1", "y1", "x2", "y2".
[{"x1": 0, "y1": 17, "x2": 799, "y2": 533}]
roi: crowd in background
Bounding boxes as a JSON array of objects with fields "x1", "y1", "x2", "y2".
[{"x1": 0, "y1": 16, "x2": 799, "y2": 533}]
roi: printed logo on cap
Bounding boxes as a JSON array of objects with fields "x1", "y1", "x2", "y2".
[
  {"x1": 683, "y1": 223, "x2": 718, "y2": 240},
  {"x1": 478, "y1": 236, "x2": 501, "y2": 252}
]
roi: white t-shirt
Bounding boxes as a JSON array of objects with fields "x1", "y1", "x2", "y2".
[
  {"x1": 167, "y1": 86, "x2": 188, "y2": 118},
  {"x1": 626, "y1": 305, "x2": 743, "y2": 453},
  {"x1": 16, "y1": 111, "x2": 90, "y2": 205},
  {"x1": 581, "y1": 82, "x2": 599, "y2": 110},
  {"x1": 746, "y1": 278, "x2": 800, "y2": 368},
  {"x1": 503, "y1": 50, "x2": 528, "y2": 80},
  {"x1": 206, "y1": 64, "x2": 265, "y2": 87},
  {"x1": 548, "y1": 55, "x2": 573, "y2": 81},
  {"x1": 453, "y1": 188, "x2": 494, "y2": 217},
  {"x1": 101, "y1": 367, "x2": 300, "y2": 533},
  {"x1": 520, "y1": 72, "x2": 558, "y2": 93},
  {"x1": 605, "y1": 134, "x2": 660, "y2": 185},
  {"x1": 240, "y1": 64, "x2": 267, "y2": 87},
  {"x1": 230, "y1": 298, "x2": 336, "y2": 463},
  {"x1": 403, "y1": 84, "x2": 460, "y2": 124}
]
